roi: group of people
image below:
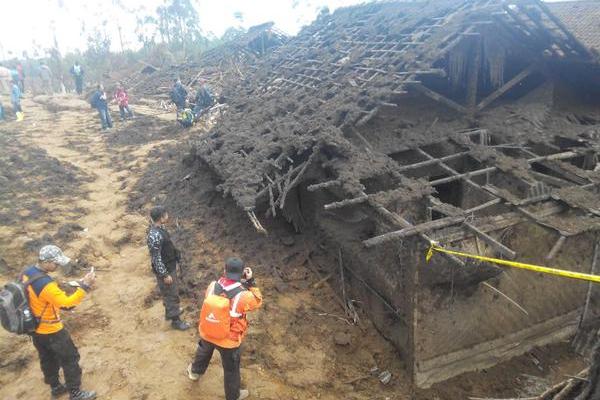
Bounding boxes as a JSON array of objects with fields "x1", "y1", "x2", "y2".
[
  {"x1": 170, "y1": 77, "x2": 215, "y2": 127},
  {"x1": 0, "y1": 60, "x2": 83, "y2": 123},
  {"x1": 89, "y1": 82, "x2": 134, "y2": 130},
  {"x1": 16, "y1": 205, "x2": 261, "y2": 400}
]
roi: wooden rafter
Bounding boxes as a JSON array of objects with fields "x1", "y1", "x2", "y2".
[
  {"x1": 476, "y1": 64, "x2": 537, "y2": 111},
  {"x1": 407, "y1": 82, "x2": 469, "y2": 114}
]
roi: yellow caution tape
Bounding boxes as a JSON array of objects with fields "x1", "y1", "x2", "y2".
[{"x1": 426, "y1": 244, "x2": 600, "y2": 284}]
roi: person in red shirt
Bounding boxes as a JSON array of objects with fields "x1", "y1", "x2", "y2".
[
  {"x1": 187, "y1": 257, "x2": 262, "y2": 400},
  {"x1": 113, "y1": 82, "x2": 133, "y2": 121}
]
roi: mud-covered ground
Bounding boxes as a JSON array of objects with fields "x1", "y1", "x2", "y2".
[{"x1": 0, "y1": 94, "x2": 587, "y2": 400}]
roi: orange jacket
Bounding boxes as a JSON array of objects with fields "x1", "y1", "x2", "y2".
[
  {"x1": 199, "y1": 279, "x2": 262, "y2": 348},
  {"x1": 24, "y1": 267, "x2": 87, "y2": 335}
]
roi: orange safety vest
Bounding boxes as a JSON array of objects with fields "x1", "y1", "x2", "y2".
[
  {"x1": 23, "y1": 269, "x2": 86, "y2": 335},
  {"x1": 199, "y1": 279, "x2": 262, "y2": 349}
]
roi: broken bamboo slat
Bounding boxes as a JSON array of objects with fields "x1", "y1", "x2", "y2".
[
  {"x1": 364, "y1": 215, "x2": 466, "y2": 247},
  {"x1": 307, "y1": 180, "x2": 341, "y2": 192},
  {"x1": 324, "y1": 194, "x2": 369, "y2": 210},
  {"x1": 429, "y1": 197, "x2": 516, "y2": 258},
  {"x1": 247, "y1": 211, "x2": 267, "y2": 234},
  {"x1": 430, "y1": 167, "x2": 497, "y2": 186},
  {"x1": 367, "y1": 198, "x2": 465, "y2": 267},
  {"x1": 279, "y1": 152, "x2": 316, "y2": 209},
  {"x1": 463, "y1": 222, "x2": 517, "y2": 259},
  {"x1": 546, "y1": 235, "x2": 567, "y2": 261},
  {"x1": 578, "y1": 243, "x2": 599, "y2": 329},
  {"x1": 396, "y1": 151, "x2": 470, "y2": 172},
  {"x1": 481, "y1": 281, "x2": 529, "y2": 316}
]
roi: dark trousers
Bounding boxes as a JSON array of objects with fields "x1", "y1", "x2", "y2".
[
  {"x1": 12, "y1": 101, "x2": 22, "y2": 113},
  {"x1": 192, "y1": 339, "x2": 241, "y2": 400},
  {"x1": 32, "y1": 329, "x2": 82, "y2": 390},
  {"x1": 119, "y1": 105, "x2": 133, "y2": 119},
  {"x1": 75, "y1": 78, "x2": 83, "y2": 95},
  {"x1": 175, "y1": 102, "x2": 185, "y2": 117},
  {"x1": 98, "y1": 107, "x2": 113, "y2": 129},
  {"x1": 156, "y1": 272, "x2": 181, "y2": 320}
]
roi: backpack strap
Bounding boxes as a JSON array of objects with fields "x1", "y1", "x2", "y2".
[
  {"x1": 21, "y1": 270, "x2": 60, "y2": 324},
  {"x1": 214, "y1": 282, "x2": 246, "y2": 318}
]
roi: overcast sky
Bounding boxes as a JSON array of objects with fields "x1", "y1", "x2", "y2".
[
  {"x1": 0, "y1": 0, "x2": 578, "y2": 59},
  {"x1": 0, "y1": 0, "x2": 365, "y2": 58}
]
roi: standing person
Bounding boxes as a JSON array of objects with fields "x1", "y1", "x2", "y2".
[
  {"x1": 170, "y1": 78, "x2": 187, "y2": 117},
  {"x1": 11, "y1": 80, "x2": 24, "y2": 121},
  {"x1": 192, "y1": 80, "x2": 214, "y2": 118},
  {"x1": 24, "y1": 245, "x2": 97, "y2": 400},
  {"x1": 0, "y1": 100, "x2": 5, "y2": 121},
  {"x1": 70, "y1": 62, "x2": 84, "y2": 95},
  {"x1": 187, "y1": 257, "x2": 263, "y2": 400},
  {"x1": 113, "y1": 82, "x2": 133, "y2": 121},
  {"x1": 90, "y1": 84, "x2": 112, "y2": 130},
  {"x1": 40, "y1": 62, "x2": 53, "y2": 95},
  {"x1": 16, "y1": 61, "x2": 25, "y2": 92},
  {"x1": 146, "y1": 206, "x2": 190, "y2": 331}
]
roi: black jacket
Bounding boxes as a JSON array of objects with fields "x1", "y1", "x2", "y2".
[{"x1": 146, "y1": 225, "x2": 180, "y2": 277}]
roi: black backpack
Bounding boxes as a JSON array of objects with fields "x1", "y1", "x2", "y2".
[{"x1": 0, "y1": 271, "x2": 46, "y2": 335}]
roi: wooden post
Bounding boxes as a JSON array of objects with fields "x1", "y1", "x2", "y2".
[{"x1": 466, "y1": 36, "x2": 482, "y2": 114}]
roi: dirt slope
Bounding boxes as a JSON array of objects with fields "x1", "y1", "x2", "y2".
[{"x1": 0, "y1": 95, "x2": 585, "y2": 400}]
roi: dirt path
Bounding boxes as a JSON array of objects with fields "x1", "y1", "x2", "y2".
[{"x1": 0, "y1": 99, "x2": 288, "y2": 400}]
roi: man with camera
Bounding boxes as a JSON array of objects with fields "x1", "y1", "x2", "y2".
[{"x1": 187, "y1": 257, "x2": 263, "y2": 400}]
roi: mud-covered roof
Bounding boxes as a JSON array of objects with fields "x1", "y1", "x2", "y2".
[
  {"x1": 548, "y1": 0, "x2": 600, "y2": 57},
  {"x1": 196, "y1": 0, "x2": 596, "y2": 213}
]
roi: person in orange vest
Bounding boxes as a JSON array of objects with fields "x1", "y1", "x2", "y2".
[
  {"x1": 23, "y1": 245, "x2": 97, "y2": 400},
  {"x1": 187, "y1": 257, "x2": 263, "y2": 400}
]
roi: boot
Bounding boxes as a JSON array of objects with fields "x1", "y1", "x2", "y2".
[
  {"x1": 69, "y1": 389, "x2": 97, "y2": 400},
  {"x1": 16, "y1": 112, "x2": 24, "y2": 121},
  {"x1": 238, "y1": 389, "x2": 249, "y2": 400},
  {"x1": 51, "y1": 384, "x2": 68, "y2": 398},
  {"x1": 171, "y1": 319, "x2": 190, "y2": 331}
]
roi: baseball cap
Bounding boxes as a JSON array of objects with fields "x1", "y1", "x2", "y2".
[
  {"x1": 39, "y1": 245, "x2": 71, "y2": 267},
  {"x1": 225, "y1": 257, "x2": 244, "y2": 281}
]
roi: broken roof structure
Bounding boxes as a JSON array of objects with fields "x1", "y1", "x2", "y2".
[
  {"x1": 129, "y1": 22, "x2": 288, "y2": 98},
  {"x1": 194, "y1": 0, "x2": 600, "y2": 388}
]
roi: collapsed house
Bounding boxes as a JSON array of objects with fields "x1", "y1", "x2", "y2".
[
  {"x1": 128, "y1": 22, "x2": 288, "y2": 99},
  {"x1": 193, "y1": 0, "x2": 600, "y2": 388}
]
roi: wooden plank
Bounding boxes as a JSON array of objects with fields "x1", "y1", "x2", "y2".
[{"x1": 476, "y1": 65, "x2": 536, "y2": 111}]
